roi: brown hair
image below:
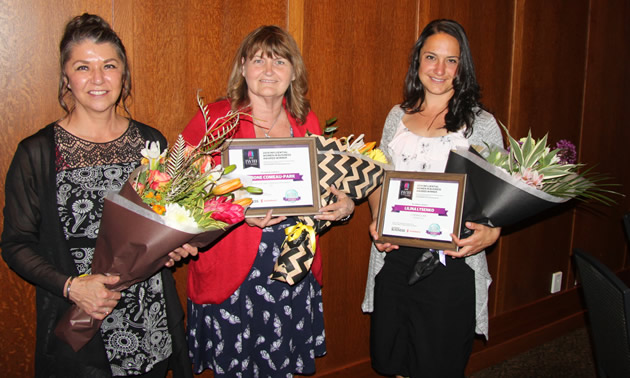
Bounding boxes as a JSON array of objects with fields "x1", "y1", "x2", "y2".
[
  {"x1": 58, "y1": 13, "x2": 132, "y2": 117},
  {"x1": 226, "y1": 25, "x2": 310, "y2": 123}
]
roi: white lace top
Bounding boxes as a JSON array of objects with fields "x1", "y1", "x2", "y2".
[{"x1": 388, "y1": 120, "x2": 470, "y2": 173}]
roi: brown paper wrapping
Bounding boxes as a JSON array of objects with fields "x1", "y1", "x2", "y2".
[{"x1": 54, "y1": 181, "x2": 231, "y2": 351}]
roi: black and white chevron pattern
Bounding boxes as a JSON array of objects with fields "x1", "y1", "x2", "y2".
[{"x1": 271, "y1": 135, "x2": 388, "y2": 285}]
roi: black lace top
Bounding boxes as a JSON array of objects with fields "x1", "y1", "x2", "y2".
[{"x1": 54, "y1": 124, "x2": 172, "y2": 376}]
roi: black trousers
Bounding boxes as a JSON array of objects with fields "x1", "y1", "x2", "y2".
[{"x1": 371, "y1": 247, "x2": 476, "y2": 378}]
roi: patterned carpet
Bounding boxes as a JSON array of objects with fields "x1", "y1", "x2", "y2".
[{"x1": 470, "y1": 327, "x2": 597, "y2": 378}]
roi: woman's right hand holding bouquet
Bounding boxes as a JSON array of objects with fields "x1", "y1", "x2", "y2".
[{"x1": 65, "y1": 274, "x2": 121, "y2": 320}]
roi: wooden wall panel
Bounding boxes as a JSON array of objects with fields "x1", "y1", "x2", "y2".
[
  {"x1": 497, "y1": 0, "x2": 590, "y2": 312},
  {"x1": 572, "y1": 0, "x2": 630, "y2": 270},
  {"x1": 301, "y1": 1, "x2": 417, "y2": 373}
]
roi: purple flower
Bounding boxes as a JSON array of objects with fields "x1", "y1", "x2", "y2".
[{"x1": 555, "y1": 139, "x2": 577, "y2": 165}]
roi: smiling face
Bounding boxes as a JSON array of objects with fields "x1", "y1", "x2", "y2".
[
  {"x1": 63, "y1": 40, "x2": 123, "y2": 115},
  {"x1": 242, "y1": 50, "x2": 295, "y2": 101},
  {"x1": 418, "y1": 32, "x2": 460, "y2": 98}
]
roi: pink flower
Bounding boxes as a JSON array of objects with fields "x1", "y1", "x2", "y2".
[
  {"x1": 514, "y1": 168, "x2": 544, "y2": 189},
  {"x1": 204, "y1": 197, "x2": 245, "y2": 224},
  {"x1": 148, "y1": 170, "x2": 172, "y2": 191}
]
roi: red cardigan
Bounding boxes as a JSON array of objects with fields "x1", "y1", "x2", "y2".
[{"x1": 183, "y1": 99, "x2": 322, "y2": 304}]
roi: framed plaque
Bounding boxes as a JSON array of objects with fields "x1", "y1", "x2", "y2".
[
  {"x1": 221, "y1": 137, "x2": 320, "y2": 217},
  {"x1": 376, "y1": 171, "x2": 466, "y2": 250}
]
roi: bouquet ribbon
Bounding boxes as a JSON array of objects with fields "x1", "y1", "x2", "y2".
[{"x1": 284, "y1": 222, "x2": 316, "y2": 252}]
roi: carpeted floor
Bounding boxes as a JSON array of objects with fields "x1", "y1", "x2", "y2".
[{"x1": 470, "y1": 327, "x2": 597, "y2": 377}]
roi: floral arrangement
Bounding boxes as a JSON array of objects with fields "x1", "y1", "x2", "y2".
[
  {"x1": 131, "y1": 94, "x2": 262, "y2": 233},
  {"x1": 483, "y1": 125, "x2": 621, "y2": 205}
]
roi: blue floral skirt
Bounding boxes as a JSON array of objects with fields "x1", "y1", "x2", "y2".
[{"x1": 187, "y1": 219, "x2": 326, "y2": 377}]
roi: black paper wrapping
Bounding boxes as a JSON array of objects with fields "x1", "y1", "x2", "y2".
[{"x1": 445, "y1": 146, "x2": 570, "y2": 231}]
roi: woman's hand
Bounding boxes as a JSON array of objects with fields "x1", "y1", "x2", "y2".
[
  {"x1": 369, "y1": 218, "x2": 399, "y2": 253},
  {"x1": 165, "y1": 243, "x2": 199, "y2": 267},
  {"x1": 68, "y1": 274, "x2": 121, "y2": 320},
  {"x1": 314, "y1": 185, "x2": 355, "y2": 222},
  {"x1": 245, "y1": 209, "x2": 287, "y2": 228},
  {"x1": 444, "y1": 222, "x2": 501, "y2": 258}
]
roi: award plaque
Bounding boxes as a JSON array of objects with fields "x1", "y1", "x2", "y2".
[
  {"x1": 376, "y1": 171, "x2": 466, "y2": 250},
  {"x1": 221, "y1": 138, "x2": 320, "y2": 217}
]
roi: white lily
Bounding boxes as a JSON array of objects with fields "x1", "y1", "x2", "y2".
[
  {"x1": 346, "y1": 133, "x2": 367, "y2": 153},
  {"x1": 141, "y1": 141, "x2": 166, "y2": 170}
]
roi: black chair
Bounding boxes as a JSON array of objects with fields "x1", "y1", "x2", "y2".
[
  {"x1": 623, "y1": 212, "x2": 630, "y2": 241},
  {"x1": 573, "y1": 248, "x2": 630, "y2": 377}
]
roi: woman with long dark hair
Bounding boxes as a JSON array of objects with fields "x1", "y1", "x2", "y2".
[{"x1": 363, "y1": 19, "x2": 503, "y2": 377}]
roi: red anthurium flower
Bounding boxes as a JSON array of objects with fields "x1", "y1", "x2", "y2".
[{"x1": 204, "y1": 197, "x2": 245, "y2": 224}]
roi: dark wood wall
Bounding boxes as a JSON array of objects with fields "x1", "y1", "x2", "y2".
[{"x1": 1, "y1": 0, "x2": 628, "y2": 376}]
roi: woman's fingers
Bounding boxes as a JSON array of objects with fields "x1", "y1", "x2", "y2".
[
  {"x1": 69, "y1": 274, "x2": 122, "y2": 319},
  {"x1": 245, "y1": 210, "x2": 286, "y2": 228},
  {"x1": 314, "y1": 185, "x2": 355, "y2": 221}
]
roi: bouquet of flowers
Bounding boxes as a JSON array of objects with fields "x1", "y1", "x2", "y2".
[
  {"x1": 445, "y1": 125, "x2": 621, "y2": 235},
  {"x1": 55, "y1": 93, "x2": 259, "y2": 351},
  {"x1": 408, "y1": 126, "x2": 622, "y2": 285},
  {"x1": 270, "y1": 133, "x2": 391, "y2": 285}
]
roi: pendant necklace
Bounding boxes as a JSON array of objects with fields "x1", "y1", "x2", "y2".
[{"x1": 264, "y1": 110, "x2": 284, "y2": 138}]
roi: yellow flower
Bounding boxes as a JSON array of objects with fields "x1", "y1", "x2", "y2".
[{"x1": 367, "y1": 148, "x2": 388, "y2": 164}]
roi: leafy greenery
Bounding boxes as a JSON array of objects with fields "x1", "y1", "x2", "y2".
[{"x1": 485, "y1": 124, "x2": 622, "y2": 205}]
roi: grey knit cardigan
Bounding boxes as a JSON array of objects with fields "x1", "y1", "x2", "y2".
[{"x1": 361, "y1": 105, "x2": 504, "y2": 339}]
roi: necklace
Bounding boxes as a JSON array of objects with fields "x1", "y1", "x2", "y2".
[{"x1": 263, "y1": 110, "x2": 283, "y2": 138}]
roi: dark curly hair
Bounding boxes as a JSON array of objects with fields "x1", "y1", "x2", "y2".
[
  {"x1": 58, "y1": 13, "x2": 131, "y2": 117},
  {"x1": 401, "y1": 19, "x2": 482, "y2": 136}
]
